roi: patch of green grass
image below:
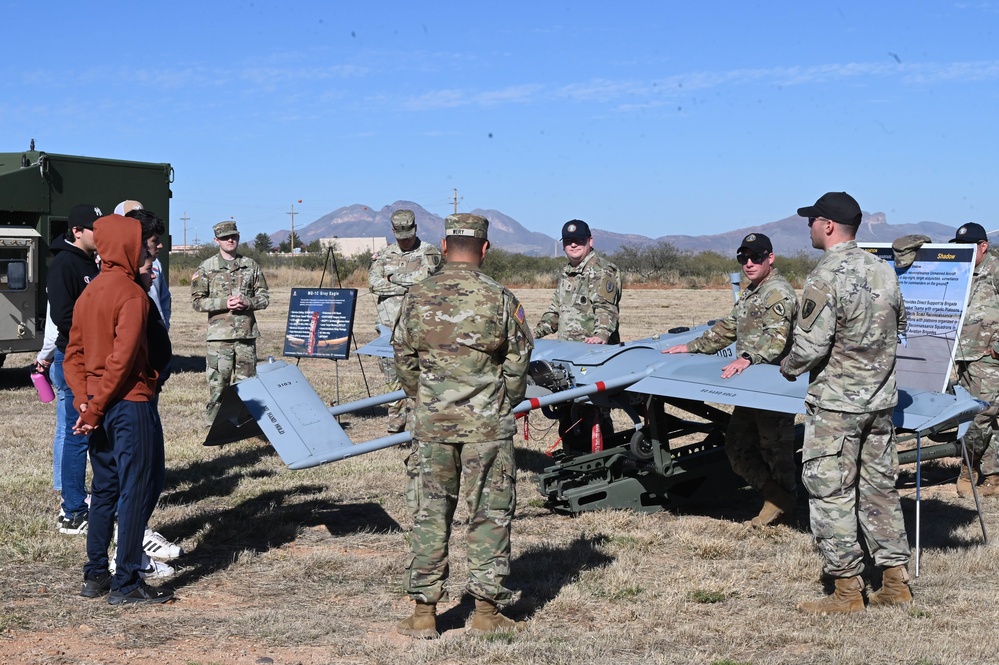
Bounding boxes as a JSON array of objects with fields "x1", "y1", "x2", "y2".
[
  {"x1": 609, "y1": 584, "x2": 643, "y2": 600},
  {"x1": 691, "y1": 589, "x2": 726, "y2": 604},
  {"x1": 478, "y1": 630, "x2": 519, "y2": 644},
  {"x1": 909, "y1": 606, "x2": 932, "y2": 619},
  {"x1": 0, "y1": 612, "x2": 29, "y2": 632},
  {"x1": 609, "y1": 534, "x2": 639, "y2": 547},
  {"x1": 711, "y1": 660, "x2": 752, "y2": 665}
]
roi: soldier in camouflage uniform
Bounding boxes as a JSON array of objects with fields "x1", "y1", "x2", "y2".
[
  {"x1": 534, "y1": 219, "x2": 621, "y2": 344},
  {"x1": 534, "y1": 220, "x2": 621, "y2": 452},
  {"x1": 191, "y1": 221, "x2": 270, "y2": 425},
  {"x1": 781, "y1": 192, "x2": 913, "y2": 613},
  {"x1": 665, "y1": 233, "x2": 798, "y2": 527},
  {"x1": 950, "y1": 222, "x2": 999, "y2": 497},
  {"x1": 392, "y1": 213, "x2": 533, "y2": 638},
  {"x1": 368, "y1": 209, "x2": 442, "y2": 433}
]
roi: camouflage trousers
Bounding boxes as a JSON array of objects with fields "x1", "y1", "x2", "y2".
[
  {"x1": 205, "y1": 339, "x2": 257, "y2": 424},
  {"x1": 403, "y1": 438, "x2": 516, "y2": 606},
  {"x1": 726, "y1": 406, "x2": 796, "y2": 494},
  {"x1": 956, "y1": 360, "x2": 999, "y2": 475},
  {"x1": 801, "y1": 405, "x2": 910, "y2": 578},
  {"x1": 378, "y1": 356, "x2": 409, "y2": 432}
]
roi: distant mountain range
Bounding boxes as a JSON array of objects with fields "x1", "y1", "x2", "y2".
[{"x1": 270, "y1": 201, "x2": 963, "y2": 257}]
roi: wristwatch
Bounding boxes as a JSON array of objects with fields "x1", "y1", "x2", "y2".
[{"x1": 740, "y1": 352, "x2": 753, "y2": 364}]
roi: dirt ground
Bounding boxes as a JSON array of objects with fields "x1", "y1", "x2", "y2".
[{"x1": 2, "y1": 285, "x2": 997, "y2": 665}]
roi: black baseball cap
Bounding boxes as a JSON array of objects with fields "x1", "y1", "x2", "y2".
[
  {"x1": 68, "y1": 204, "x2": 102, "y2": 230},
  {"x1": 738, "y1": 233, "x2": 773, "y2": 255},
  {"x1": 950, "y1": 222, "x2": 988, "y2": 244},
  {"x1": 561, "y1": 219, "x2": 591, "y2": 241},
  {"x1": 797, "y1": 192, "x2": 862, "y2": 226}
]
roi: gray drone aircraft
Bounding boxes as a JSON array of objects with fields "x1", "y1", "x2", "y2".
[{"x1": 205, "y1": 324, "x2": 986, "y2": 517}]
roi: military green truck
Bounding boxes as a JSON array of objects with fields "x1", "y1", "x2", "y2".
[{"x1": 0, "y1": 145, "x2": 173, "y2": 368}]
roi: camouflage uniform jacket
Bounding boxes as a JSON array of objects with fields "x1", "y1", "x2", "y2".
[
  {"x1": 392, "y1": 261, "x2": 534, "y2": 443},
  {"x1": 368, "y1": 239, "x2": 443, "y2": 329},
  {"x1": 534, "y1": 250, "x2": 622, "y2": 342},
  {"x1": 686, "y1": 268, "x2": 797, "y2": 365},
  {"x1": 955, "y1": 252, "x2": 999, "y2": 364},
  {"x1": 782, "y1": 240, "x2": 906, "y2": 412},
  {"x1": 191, "y1": 253, "x2": 270, "y2": 341}
]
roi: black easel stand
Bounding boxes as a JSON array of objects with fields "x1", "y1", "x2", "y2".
[{"x1": 317, "y1": 246, "x2": 373, "y2": 402}]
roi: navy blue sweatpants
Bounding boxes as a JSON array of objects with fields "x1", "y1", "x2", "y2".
[{"x1": 84, "y1": 399, "x2": 164, "y2": 593}]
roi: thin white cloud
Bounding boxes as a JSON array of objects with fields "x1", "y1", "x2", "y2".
[
  {"x1": 398, "y1": 59, "x2": 999, "y2": 112},
  {"x1": 239, "y1": 63, "x2": 368, "y2": 88}
]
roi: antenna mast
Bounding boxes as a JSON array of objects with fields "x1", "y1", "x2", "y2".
[
  {"x1": 287, "y1": 203, "x2": 298, "y2": 253},
  {"x1": 180, "y1": 211, "x2": 190, "y2": 253}
]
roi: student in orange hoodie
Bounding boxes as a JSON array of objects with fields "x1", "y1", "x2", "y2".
[{"x1": 64, "y1": 214, "x2": 173, "y2": 605}]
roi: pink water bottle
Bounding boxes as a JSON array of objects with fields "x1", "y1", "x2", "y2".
[{"x1": 31, "y1": 372, "x2": 55, "y2": 403}]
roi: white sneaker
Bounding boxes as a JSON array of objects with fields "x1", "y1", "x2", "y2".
[
  {"x1": 139, "y1": 555, "x2": 175, "y2": 580},
  {"x1": 109, "y1": 550, "x2": 176, "y2": 580},
  {"x1": 143, "y1": 528, "x2": 183, "y2": 560}
]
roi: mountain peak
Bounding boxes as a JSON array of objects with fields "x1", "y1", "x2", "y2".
[{"x1": 270, "y1": 203, "x2": 959, "y2": 256}]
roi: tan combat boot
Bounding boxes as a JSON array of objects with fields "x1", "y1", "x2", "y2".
[
  {"x1": 868, "y1": 565, "x2": 913, "y2": 606},
  {"x1": 797, "y1": 575, "x2": 865, "y2": 614},
  {"x1": 979, "y1": 474, "x2": 999, "y2": 497},
  {"x1": 396, "y1": 601, "x2": 438, "y2": 639},
  {"x1": 467, "y1": 599, "x2": 524, "y2": 634},
  {"x1": 750, "y1": 480, "x2": 796, "y2": 527},
  {"x1": 956, "y1": 454, "x2": 980, "y2": 498}
]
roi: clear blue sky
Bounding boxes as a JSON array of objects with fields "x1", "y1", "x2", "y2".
[{"x1": 4, "y1": 1, "x2": 998, "y2": 244}]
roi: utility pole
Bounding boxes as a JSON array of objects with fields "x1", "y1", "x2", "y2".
[
  {"x1": 180, "y1": 211, "x2": 190, "y2": 253},
  {"x1": 287, "y1": 203, "x2": 298, "y2": 254},
  {"x1": 451, "y1": 187, "x2": 463, "y2": 214}
]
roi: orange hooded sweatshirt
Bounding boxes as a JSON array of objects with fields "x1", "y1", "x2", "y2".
[{"x1": 64, "y1": 215, "x2": 155, "y2": 427}]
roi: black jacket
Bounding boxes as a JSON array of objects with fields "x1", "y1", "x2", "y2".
[{"x1": 47, "y1": 235, "x2": 99, "y2": 352}]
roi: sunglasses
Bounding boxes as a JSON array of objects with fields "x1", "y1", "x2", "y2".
[{"x1": 736, "y1": 251, "x2": 769, "y2": 265}]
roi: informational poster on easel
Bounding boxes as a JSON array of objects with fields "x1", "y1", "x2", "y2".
[
  {"x1": 860, "y1": 243, "x2": 975, "y2": 392},
  {"x1": 283, "y1": 288, "x2": 358, "y2": 360}
]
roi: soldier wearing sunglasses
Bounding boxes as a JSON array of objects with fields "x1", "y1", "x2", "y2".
[{"x1": 664, "y1": 232, "x2": 798, "y2": 527}]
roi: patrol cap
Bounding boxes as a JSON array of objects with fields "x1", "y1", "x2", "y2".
[
  {"x1": 797, "y1": 192, "x2": 862, "y2": 226},
  {"x1": 113, "y1": 200, "x2": 144, "y2": 216},
  {"x1": 892, "y1": 234, "x2": 931, "y2": 269},
  {"x1": 738, "y1": 233, "x2": 773, "y2": 255},
  {"x1": 561, "y1": 219, "x2": 591, "y2": 241},
  {"x1": 68, "y1": 204, "x2": 103, "y2": 230},
  {"x1": 214, "y1": 220, "x2": 239, "y2": 238},
  {"x1": 391, "y1": 209, "x2": 417, "y2": 239},
  {"x1": 950, "y1": 222, "x2": 988, "y2": 244},
  {"x1": 445, "y1": 213, "x2": 488, "y2": 239}
]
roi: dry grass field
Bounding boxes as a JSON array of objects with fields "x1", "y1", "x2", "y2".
[{"x1": 2, "y1": 279, "x2": 998, "y2": 665}]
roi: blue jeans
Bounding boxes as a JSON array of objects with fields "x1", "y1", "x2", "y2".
[
  {"x1": 51, "y1": 349, "x2": 91, "y2": 519},
  {"x1": 85, "y1": 399, "x2": 164, "y2": 592},
  {"x1": 48, "y1": 354, "x2": 67, "y2": 492}
]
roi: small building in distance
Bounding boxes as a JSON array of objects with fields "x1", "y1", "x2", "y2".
[{"x1": 320, "y1": 237, "x2": 387, "y2": 257}]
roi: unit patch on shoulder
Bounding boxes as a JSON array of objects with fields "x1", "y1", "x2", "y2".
[
  {"x1": 798, "y1": 284, "x2": 829, "y2": 332},
  {"x1": 514, "y1": 301, "x2": 526, "y2": 324},
  {"x1": 772, "y1": 302, "x2": 785, "y2": 318},
  {"x1": 802, "y1": 300, "x2": 815, "y2": 319},
  {"x1": 606, "y1": 279, "x2": 615, "y2": 294}
]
